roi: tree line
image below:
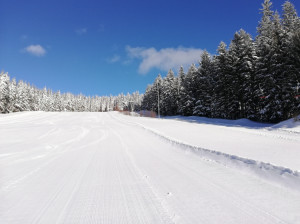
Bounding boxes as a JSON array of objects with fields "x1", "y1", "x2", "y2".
[
  {"x1": 141, "y1": 0, "x2": 300, "y2": 123},
  {"x1": 0, "y1": 72, "x2": 143, "y2": 113},
  {"x1": 1, "y1": 0, "x2": 299, "y2": 123}
]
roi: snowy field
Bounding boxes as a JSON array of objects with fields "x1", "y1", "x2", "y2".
[{"x1": 0, "y1": 112, "x2": 300, "y2": 224}]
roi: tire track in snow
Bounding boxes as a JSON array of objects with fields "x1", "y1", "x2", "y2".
[
  {"x1": 0, "y1": 112, "x2": 53, "y2": 125},
  {"x1": 28, "y1": 113, "x2": 172, "y2": 224},
  {"x1": 108, "y1": 126, "x2": 176, "y2": 224},
  {"x1": 0, "y1": 125, "x2": 91, "y2": 192},
  {"x1": 54, "y1": 145, "x2": 103, "y2": 223},
  {"x1": 55, "y1": 127, "x2": 109, "y2": 224},
  {"x1": 1, "y1": 114, "x2": 109, "y2": 223}
]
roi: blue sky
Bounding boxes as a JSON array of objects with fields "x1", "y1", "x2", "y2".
[{"x1": 1, "y1": 0, "x2": 299, "y2": 96}]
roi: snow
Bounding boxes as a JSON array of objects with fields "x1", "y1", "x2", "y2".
[
  {"x1": 124, "y1": 114, "x2": 300, "y2": 172},
  {"x1": 0, "y1": 112, "x2": 300, "y2": 223}
]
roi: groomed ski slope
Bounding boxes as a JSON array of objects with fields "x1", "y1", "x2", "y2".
[{"x1": 0, "y1": 112, "x2": 300, "y2": 224}]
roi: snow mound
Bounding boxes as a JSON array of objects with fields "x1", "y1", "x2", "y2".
[
  {"x1": 164, "y1": 115, "x2": 273, "y2": 129},
  {"x1": 113, "y1": 113, "x2": 300, "y2": 191},
  {"x1": 141, "y1": 124, "x2": 300, "y2": 191},
  {"x1": 271, "y1": 117, "x2": 300, "y2": 130},
  {"x1": 167, "y1": 114, "x2": 300, "y2": 132}
]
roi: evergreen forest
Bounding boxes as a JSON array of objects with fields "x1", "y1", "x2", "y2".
[{"x1": 1, "y1": 0, "x2": 299, "y2": 123}]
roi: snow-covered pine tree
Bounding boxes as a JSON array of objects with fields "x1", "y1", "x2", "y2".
[
  {"x1": 293, "y1": 29, "x2": 300, "y2": 114},
  {"x1": 0, "y1": 72, "x2": 10, "y2": 113},
  {"x1": 193, "y1": 50, "x2": 214, "y2": 117},
  {"x1": 256, "y1": 4, "x2": 297, "y2": 122},
  {"x1": 176, "y1": 66, "x2": 185, "y2": 115},
  {"x1": 179, "y1": 64, "x2": 198, "y2": 116},
  {"x1": 268, "y1": 11, "x2": 295, "y2": 121},
  {"x1": 141, "y1": 74, "x2": 163, "y2": 115},
  {"x1": 282, "y1": 1, "x2": 300, "y2": 32},
  {"x1": 131, "y1": 91, "x2": 142, "y2": 112},
  {"x1": 39, "y1": 87, "x2": 48, "y2": 111},
  {"x1": 154, "y1": 74, "x2": 163, "y2": 116},
  {"x1": 54, "y1": 91, "x2": 63, "y2": 111},
  {"x1": 141, "y1": 85, "x2": 153, "y2": 111},
  {"x1": 282, "y1": 1, "x2": 300, "y2": 117},
  {"x1": 214, "y1": 42, "x2": 234, "y2": 119},
  {"x1": 161, "y1": 69, "x2": 178, "y2": 115},
  {"x1": 229, "y1": 29, "x2": 256, "y2": 119},
  {"x1": 255, "y1": 0, "x2": 276, "y2": 121},
  {"x1": 15, "y1": 80, "x2": 29, "y2": 111},
  {"x1": 8, "y1": 78, "x2": 17, "y2": 112}
]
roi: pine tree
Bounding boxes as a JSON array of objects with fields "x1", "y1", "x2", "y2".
[
  {"x1": 255, "y1": 2, "x2": 299, "y2": 122},
  {"x1": 54, "y1": 91, "x2": 63, "y2": 111},
  {"x1": 161, "y1": 69, "x2": 178, "y2": 115},
  {"x1": 141, "y1": 85, "x2": 153, "y2": 111},
  {"x1": 177, "y1": 66, "x2": 186, "y2": 115},
  {"x1": 255, "y1": 0, "x2": 275, "y2": 121},
  {"x1": 270, "y1": 11, "x2": 294, "y2": 121},
  {"x1": 214, "y1": 42, "x2": 234, "y2": 118},
  {"x1": 142, "y1": 75, "x2": 163, "y2": 115},
  {"x1": 282, "y1": 1, "x2": 300, "y2": 32},
  {"x1": 193, "y1": 51, "x2": 214, "y2": 117},
  {"x1": 154, "y1": 74, "x2": 163, "y2": 116},
  {"x1": 8, "y1": 78, "x2": 17, "y2": 112},
  {"x1": 293, "y1": 29, "x2": 300, "y2": 114},
  {"x1": 282, "y1": 1, "x2": 300, "y2": 116},
  {"x1": 176, "y1": 66, "x2": 185, "y2": 114},
  {"x1": 179, "y1": 64, "x2": 198, "y2": 115},
  {"x1": 15, "y1": 80, "x2": 29, "y2": 111},
  {"x1": 0, "y1": 72, "x2": 10, "y2": 113},
  {"x1": 229, "y1": 30, "x2": 256, "y2": 119}
]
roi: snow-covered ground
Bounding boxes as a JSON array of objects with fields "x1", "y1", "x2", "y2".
[
  {"x1": 0, "y1": 112, "x2": 300, "y2": 223},
  {"x1": 123, "y1": 113, "x2": 300, "y2": 171}
]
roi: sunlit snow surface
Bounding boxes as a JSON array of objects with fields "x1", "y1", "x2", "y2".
[{"x1": 0, "y1": 112, "x2": 299, "y2": 224}]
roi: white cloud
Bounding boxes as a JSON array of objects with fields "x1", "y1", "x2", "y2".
[
  {"x1": 107, "y1": 55, "x2": 120, "y2": 63},
  {"x1": 24, "y1": 44, "x2": 46, "y2": 57},
  {"x1": 76, "y1": 28, "x2": 87, "y2": 35},
  {"x1": 126, "y1": 46, "x2": 204, "y2": 74}
]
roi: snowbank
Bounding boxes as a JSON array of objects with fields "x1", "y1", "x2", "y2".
[{"x1": 114, "y1": 112, "x2": 300, "y2": 191}]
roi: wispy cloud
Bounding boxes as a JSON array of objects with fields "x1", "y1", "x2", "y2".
[
  {"x1": 23, "y1": 44, "x2": 46, "y2": 57},
  {"x1": 126, "y1": 46, "x2": 204, "y2": 74},
  {"x1": 107, "y1": 55, "x2": 120, "y2": 63},
  {"x1": 76, "y1": 28, "x2": 87, "y2": 35}
]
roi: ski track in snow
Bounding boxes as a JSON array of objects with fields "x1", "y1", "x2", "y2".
[{"x1": 0, "y1": 112, "x2": 300, "y2": 224}]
